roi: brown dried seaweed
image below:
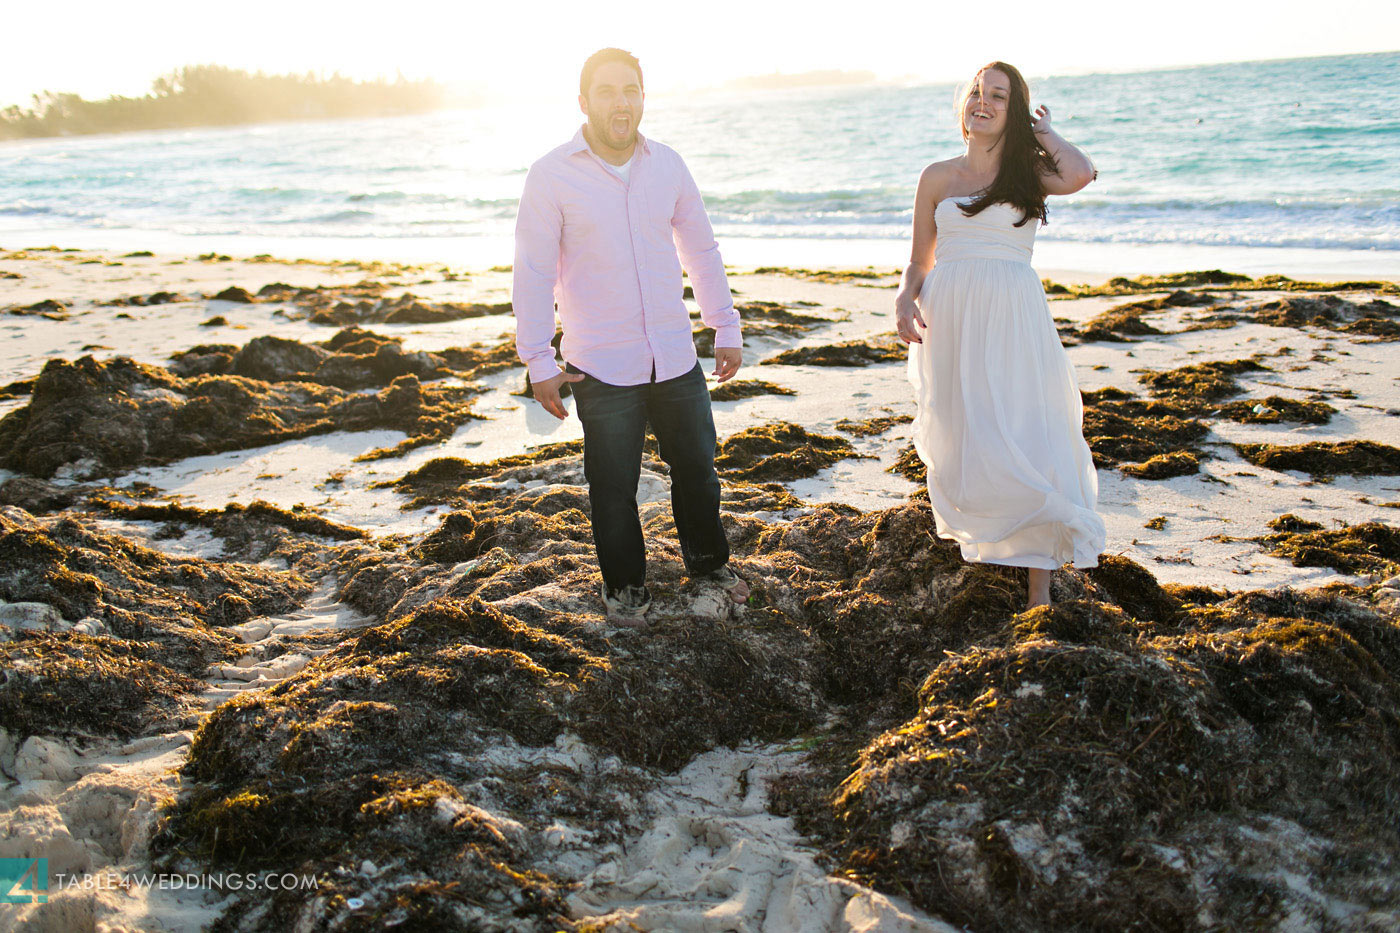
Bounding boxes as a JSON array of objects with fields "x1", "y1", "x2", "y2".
[
  {"x1": 1236, "y1": 440, "x2": 1400, "y2": 478},
  {"x1": 0, "y1": 357, "x2": 485, "y2": 479},
  {"x1": 714, "y1": 422, "x2": 860, "y2": 482},
  {"x1": 760, "y1": 335, "x2": 905, "y2": 367},
  {"x1": 709, "y1": 378, "x2": 797, "y2": 401},
  {"x1": 1259, "y1": 515, "x2": 1400, "y2": 576},
  {"x1": 836, "y1": 414, "x2": 913, "y2": 437}
]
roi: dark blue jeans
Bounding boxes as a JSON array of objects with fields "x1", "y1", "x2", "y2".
[{"x1": 567, "y1": 359, "x2": 729, "y2": 596}]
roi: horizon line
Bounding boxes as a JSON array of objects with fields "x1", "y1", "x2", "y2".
[{"x1": 3, "y1": 47, "x2": 1394, "y2": 113}]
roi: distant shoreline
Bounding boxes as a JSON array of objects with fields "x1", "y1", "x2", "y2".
[{"x1": 0, "y1": 65, "x2": 463, "y2": 142}]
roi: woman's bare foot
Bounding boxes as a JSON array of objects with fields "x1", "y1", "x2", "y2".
[{"x1": 1027, "y1": 568, "x2": 1052, "y2": 609}]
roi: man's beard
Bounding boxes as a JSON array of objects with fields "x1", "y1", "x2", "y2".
[{"x1": 588, "y1": 110, "x2": 636, "y2": 153}]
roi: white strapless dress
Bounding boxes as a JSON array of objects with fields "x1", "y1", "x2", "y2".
[{"x1": 907, "y1": 197, "x2": 1105, "y2": 569}]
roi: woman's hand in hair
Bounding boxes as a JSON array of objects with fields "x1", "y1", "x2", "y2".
[
  {"x1": 1030, "y1": 104, "x2": 1053, "y2": 136},
  {"x1": 1034, "y1": 106, "x2": 1096, "y2": 195}
]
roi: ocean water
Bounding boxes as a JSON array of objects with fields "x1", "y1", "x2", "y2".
[{"x1": 1, "y1": 51, "x2": 1397, "y2": 264}]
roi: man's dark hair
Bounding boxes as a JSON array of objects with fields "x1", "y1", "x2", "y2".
[{"x1": 580, "y1": 48, "x2": 644, "y2": 97}]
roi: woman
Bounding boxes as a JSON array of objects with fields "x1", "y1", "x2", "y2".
[{"x1": 894, "y1": 61, "x2": 1106, "y2": 608}]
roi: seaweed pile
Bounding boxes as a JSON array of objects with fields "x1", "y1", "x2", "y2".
[
  {"x1": 1040, "y1": 269, "x2": 1399, "y2": 299},
  {"x1": 709, "y1": 377, "x2": 796, "y2": 401},
  {"x1": 727, "y1": 300, "x2": 830, "y2": 326},
  {"x1": 693, "y1": 300, "x2": 832, "y2": 356},
  {"x1": 1078, "y1": 387, "x2": 1210, "y2": 479},
  {"x1": 786, "y1": 579, "x2": 1400, "y2": 931},
  {"x1": 82, "y1": 489, "x2": 369, "y2": 561},
  {"x1": 139, "y1": 489, "x2": 834, "y2": 930},
  {"x1": 0, "y1": 353, "x2": 486, "y2": 479},
  {"x1": 887, "y1": 443, "x2": 927, "y2": 486},
  {"x1": 750, "y1": 266, "x2": 892, "y2": 285},
  {"x1": 761, "y1": 335, "x2": 906, "y2": 367},
  {"x1": 0, "y1": 505, "x2": 314, "y2": 738},
  {"x1": 836, "y1": 414, "x2": 912, "y2": 437},
  {"x1": 169, "y1": 327, "x2": 518, "y2": 390},
  {"x1": 8, "y1": 298, "x2": 71, "y2": 320},
  {"x1": 714, "y1": 422, "x2": 861, "y2": 482},
  {"x1": 1077, "y1": 357, "x2": 1354, "y2": 481},
  {"x1": 100, "y1": 290, "x2": 187, "y2": 307},
  {"x1": 1060, "y1": 280, "x2": 1399, "y2": 345},
  {"x1": 1236, "y1": 440, "x2": 1400, "y2": 480},
  {"x1": 374, "y1": 442, "x2": 592, "y2": 510},
  {"x1": 1138, "y1": 358, "x2": 1269, "y2": 404},
  {"x1": 222, "y1": 281, "x2": 513, "y2": 326},
  {"x1": 1244, "y1": 294, "x2": 1400, "y2": 338},
  {"x1": 1258, "y1": 513, "x2": 1400, "y2": 576},
  {"x1": 1069, "y1": 290, "x2": 1215, "y2": 343},
  {"x1": 1216, "y1": 395, "x2": 1336, "y2": 425}
]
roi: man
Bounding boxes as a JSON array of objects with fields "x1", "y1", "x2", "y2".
[{"x1": 512, "y1": 47, "x2": 750, "y2": 627}]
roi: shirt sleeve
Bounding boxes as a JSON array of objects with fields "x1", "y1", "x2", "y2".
[
  {"x1": 511, "y1": 163, "x2": 564, "y2": 383},
  {"x1": 671, "y1": 154, "x2": 742, "y2": 350}
]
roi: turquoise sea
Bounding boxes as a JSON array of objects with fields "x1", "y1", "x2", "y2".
[{"x1": 1, "y1": 51, "x2": 1396, "y2": 265}]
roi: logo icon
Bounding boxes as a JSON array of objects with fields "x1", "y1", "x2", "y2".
[{"x1": 1, "y1": 858, "x2": 47, "y2": 904}]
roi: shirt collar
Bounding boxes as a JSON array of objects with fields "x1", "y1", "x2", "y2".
[{"x1": 567, "y1": 123, "x2": 650, "y2": 159}]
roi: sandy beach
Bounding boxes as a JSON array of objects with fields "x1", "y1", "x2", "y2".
[{"x1": 1, "y1": 244, "x2": 1398, "y2": 932}]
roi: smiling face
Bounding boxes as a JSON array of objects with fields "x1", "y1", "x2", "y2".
[
  {"x1": 579, "y1": 60, "x2": 644, "y2": 158},
  {"x1": 961, "y1": 68, "x2": 1011, "y2": 141}
]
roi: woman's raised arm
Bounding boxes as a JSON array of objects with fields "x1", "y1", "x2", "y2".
[{"x1": 1033, "y1": 105, "x2": 1096, "y2": 195}]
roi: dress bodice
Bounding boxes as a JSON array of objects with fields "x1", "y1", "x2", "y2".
[{"x1": 934, "y1": 197, "x2": 1037, "y2": 264}]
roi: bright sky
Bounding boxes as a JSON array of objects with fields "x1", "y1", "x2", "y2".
[{"x1": 3, "y1": 0, "x2": 1396, "y2": 109}]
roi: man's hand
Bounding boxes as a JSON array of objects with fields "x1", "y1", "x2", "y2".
[
  {"x1": 712, "y1": 347, "x2": 742, "y2": 383},
  {"x1": 532, "y1": 370, "x2": 585, "y2": 420}
]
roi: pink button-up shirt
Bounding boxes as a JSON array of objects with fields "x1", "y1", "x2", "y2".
[{"x1": 512, "y1": 126, "x2": 742, "y2": 387}]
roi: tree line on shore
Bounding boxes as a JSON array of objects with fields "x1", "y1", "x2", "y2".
[{"x1": 0, "y1": 65, "x2": 454, "y2": 140}]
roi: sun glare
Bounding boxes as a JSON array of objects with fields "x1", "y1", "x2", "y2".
[{"x1": 1, "y1": 0, "x2": 1396, "y2": 110}]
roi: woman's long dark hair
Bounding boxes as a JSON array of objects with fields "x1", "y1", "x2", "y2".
[{"x1": 958, "y1": 61, "x2": 1058, "y2": 227}]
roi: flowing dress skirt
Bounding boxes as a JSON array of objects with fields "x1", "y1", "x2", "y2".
[{"x1": 908, "y1": 255, "x2": 1105, "y2": 569}]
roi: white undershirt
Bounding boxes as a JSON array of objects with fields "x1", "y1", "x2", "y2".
[{"x1": 604, "y1": 154, "x2": 634, "y2": 183}]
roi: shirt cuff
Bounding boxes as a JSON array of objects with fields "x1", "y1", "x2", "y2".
[
  {"x1": 526, "y1": 356, "x2": 563, "y2": 385},
  {"x1": 712, "y1": 324, "x2": 743, "y2": 350}
]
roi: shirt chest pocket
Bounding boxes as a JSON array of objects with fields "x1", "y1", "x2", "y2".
[
  {"x1": 639, "y1": 181, "x2": 680, "y2": 234},
  {"x1": 558, "y1": 192, "x2": 605, "y2": 245}
]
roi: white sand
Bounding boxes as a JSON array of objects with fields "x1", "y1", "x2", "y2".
[{"x1": 567, "y1": 744, "x2": 956, "y2": 932}]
